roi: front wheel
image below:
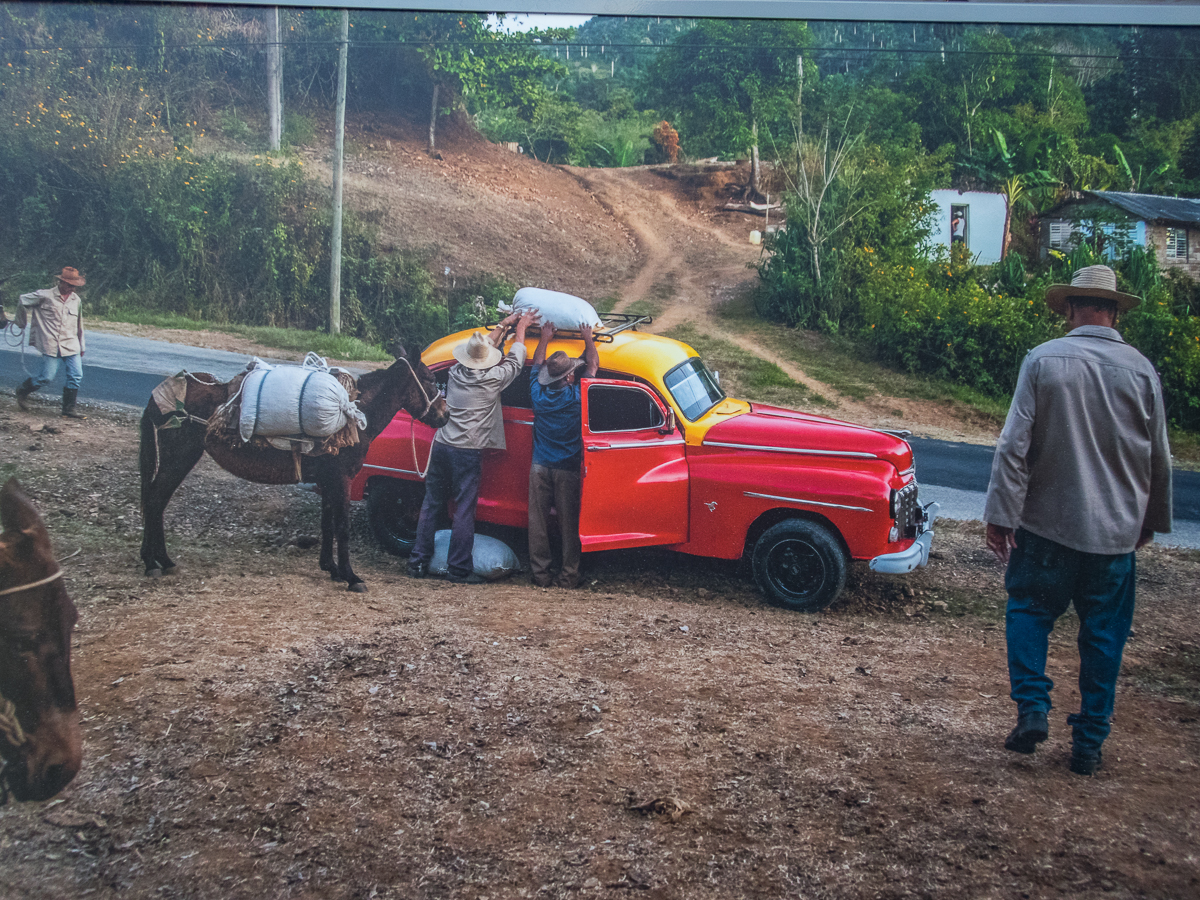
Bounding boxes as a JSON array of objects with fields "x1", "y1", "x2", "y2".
[
  {"x1": 367, "y1": 478, "x2": 424, "y2": 557},
  {"x1": 751, "y1": 519, "x2": 848, "y2": 612}
]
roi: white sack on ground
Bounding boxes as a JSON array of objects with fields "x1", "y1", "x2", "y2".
[
  {"x1": 239, "y1": 358, "x2": 366, "y2": 443},
  {"x1": 428, "y1": 530, "x2": 520, "y2": 581},
  {"x1": 503, "y1": 287, "x2": 602, "y2": 331}
]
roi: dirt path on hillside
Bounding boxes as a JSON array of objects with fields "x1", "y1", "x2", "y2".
[
  {"x1": 104, "y1": 120, "x2": 1000, "y2": 443},
  {"x1": 565, "y1": 166, "x2": 1000, "y2": 443}
]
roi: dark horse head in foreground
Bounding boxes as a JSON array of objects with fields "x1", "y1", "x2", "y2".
[
  {"x1": 139, "y1": 346, "x2": 449, "y2": 592},
  {"x1": 0, "y1": 478, "x2": 81, "y2": 802}
]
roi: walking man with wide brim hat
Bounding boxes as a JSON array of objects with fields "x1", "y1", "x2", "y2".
[
  {"x1": 14, "y1": 267, "x2": 89, "y2": 419},
  {"x1": 984, "y1": 264, "x2": 1173, "y2": 775},
  {"x1": 407, "y1": 310, "x2": 537, "y2": 584}
]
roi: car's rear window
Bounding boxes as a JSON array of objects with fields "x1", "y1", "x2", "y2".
[{"x1": 664, "y1": 358, "x2": 724, "y2": 421}]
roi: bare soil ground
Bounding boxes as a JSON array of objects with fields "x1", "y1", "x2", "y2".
[
  {"x1": 7, "y1": 120, "x2": 1199, "y2": 899},
  {"x1": 3, "y1": 400, "x2": 1200, "y2": 900}
]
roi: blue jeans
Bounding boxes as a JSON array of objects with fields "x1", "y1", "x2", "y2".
[
  {"x1": 409, "y1": 443, "x2": 482, "y2": 578},
  {"x1": 1005, "y1": 528, "x2": 1137, "y2": 754},
  {"x1": 30, "y1": 353, "x2": 83, "y2": 390}
]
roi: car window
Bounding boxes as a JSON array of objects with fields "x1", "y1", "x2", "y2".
[
  {"x1": 588, "y1": 384, "x2": 664, "y2": 433},
  {"x1": 500, "y1": 367, "x2": 533, "y2": 410},
  {"x1": 664, "y1": 358, "x2": 724, "y2": 421}
]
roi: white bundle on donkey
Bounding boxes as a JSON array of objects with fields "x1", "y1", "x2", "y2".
[
  {"x1": 238, "y1": 353, "x2": 367, "y2": 447},
  {"x1": 501, "y1": 287, "x2": 603, "y2": 331},
  {"x1": 199, "y1": 353, "x2": 367, "y2": 459}
]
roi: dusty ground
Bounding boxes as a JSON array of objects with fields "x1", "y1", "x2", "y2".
[
  {"x1": 3, "y1": 396, "x2": 1200, "y2": 900},
  {"x1": 7, "y1": 120, "x2": 1199, "y2": 899}
]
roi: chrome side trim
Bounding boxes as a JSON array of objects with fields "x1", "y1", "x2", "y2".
[
  {"x1": 363, "y1": 463, "x2": 421, "y2": 477},
  {"x1": 590, "y1": 439, "x2": 686, "y2": 450},
  {"x1": 744, "y1": 491, "x2": 873, "y2": 513},
  {"x1": 704, "y1": 440, "x2": 876, "y2": 459}
]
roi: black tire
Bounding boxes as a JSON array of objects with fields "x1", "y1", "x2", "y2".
[
  {"x1": 367, "y1": 478, "x2": 425, "y2": 557},
  {"x1": 751, "y1": 519, "x2": 848, "y2": 612}
]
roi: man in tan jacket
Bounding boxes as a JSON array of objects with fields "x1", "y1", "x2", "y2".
[
  {"x1": 14, "y1": 267, "x2": 88, "y2": 419},
  {"x1": 984, "y1": 265, "x2": 1172, "y2": 776}
]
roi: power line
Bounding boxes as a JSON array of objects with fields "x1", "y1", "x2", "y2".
[{"x1": 0, "y1": 37, "x2": 1196, "y2": 65}]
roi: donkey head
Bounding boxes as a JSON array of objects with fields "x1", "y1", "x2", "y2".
[{"x1": 0, "y1": 478, "x2": 81, "y2": 802}]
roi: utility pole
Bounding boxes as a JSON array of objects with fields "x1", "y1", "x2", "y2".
[
  {"x1": 266, "y1": 6, "x2": 283, "y2": 151},
  {"x1": 329, "y1": 9, "x2": 348, "y2": 335}
]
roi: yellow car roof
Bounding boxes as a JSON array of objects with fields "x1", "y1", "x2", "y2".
[
  {"x1": 424, "y1": 327, "x2": 695, "y2": 383},
  {"x1": 422, "y1": 326, "x2": 749, "y2": 438}
]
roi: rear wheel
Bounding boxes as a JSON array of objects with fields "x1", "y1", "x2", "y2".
[
  {"x1": 752, "y1": 519, "x2": 848, "y2": 612},
  {"x1": 367, "y1": 478, "x2": 424, "y2": 557}
]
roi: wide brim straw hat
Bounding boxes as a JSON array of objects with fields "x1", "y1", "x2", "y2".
[
  {"x1": 537, "y1": 350, "x2": 585, "y2": 386},
  {"x1": 1044, "y1": 264, "x2": 1140, "y2": 315},
  {"x1": 56, "y1": 266, "x2": 85, "y2": 287},
  {"x1": 453, "y1": 330, "x2": 503, "y2": 370}
]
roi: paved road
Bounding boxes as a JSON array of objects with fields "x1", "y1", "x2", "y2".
[{"x1": 4, "y1": 330, "x2": 1197, "y2": 548}]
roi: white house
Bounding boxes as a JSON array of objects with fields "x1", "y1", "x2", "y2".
[{"x1": 928, "y1": 189, "x2": 1008, "y2": 265}]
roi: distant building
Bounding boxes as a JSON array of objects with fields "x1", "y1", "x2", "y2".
[
  {"x1": 1039, "y1": 190, "x2": 1200, "y2": 278},
  {"x1": 929, "y1": 190, "x2": 1007, "y2": 264}
]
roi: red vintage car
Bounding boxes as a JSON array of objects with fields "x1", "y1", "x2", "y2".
[{"x1": 351, "y1": 315, "x2": 938, "y2": 610}]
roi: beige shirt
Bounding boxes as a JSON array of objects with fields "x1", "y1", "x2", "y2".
[
  {"x1": 433, "y1": 343, "x2": 527, "y2": 451},
  {"x1": 20, "y1": 286, "x2": 85, "y2": 357},
  {"x1": 984, "y1": 325, "x2": 1172, "y2": 555}
]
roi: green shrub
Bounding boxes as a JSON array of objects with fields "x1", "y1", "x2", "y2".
[{"x1": 855, "y1": 245, "x2": 1060, "y2": 396}]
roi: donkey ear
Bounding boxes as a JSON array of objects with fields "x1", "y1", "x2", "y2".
[
  {"x1": 0, "y1": 477, "x2": 49, "y2": 539},
  {"x1": 387, "y1": 339, "x2": 409, "y2": 361}
]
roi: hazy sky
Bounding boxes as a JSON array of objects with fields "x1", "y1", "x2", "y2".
[{"x1": 491, "y1": 13, "x2": 594, "y2": 32}]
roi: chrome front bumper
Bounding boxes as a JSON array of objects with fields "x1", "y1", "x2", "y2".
[{"x1": 869, "y1": 502, "x2": 940, "y2": 574}]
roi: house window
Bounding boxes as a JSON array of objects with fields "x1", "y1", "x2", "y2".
[
  {"x1": 1047, "y1": 220, "x2": 1082, "y2": 252},
  {"x1": 1166, "y1": 227, "x2": 1189, "y2": 260}
]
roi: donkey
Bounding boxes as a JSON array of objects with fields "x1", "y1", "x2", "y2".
[
  {"x1": 0, "y1": 478, "x2": 81, "y2": 802},
  {"x1": 139, "y1": 347, "x2": 448, "y2": 592}
]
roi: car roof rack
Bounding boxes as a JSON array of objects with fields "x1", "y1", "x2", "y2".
[{"x1": 490, "y1": 312, "x2": 653, "y2": 344}]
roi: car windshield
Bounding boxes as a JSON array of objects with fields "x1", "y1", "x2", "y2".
[{"x1": 664, "y1": 357, "x2": 725, "y2": 421}]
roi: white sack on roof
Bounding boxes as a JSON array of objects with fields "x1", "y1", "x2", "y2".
[
  {"x1": 239, "y1": 355, "x2": 367, "y2": 443},
  {"x1": 502, "y1": 287, "x2": 602, "y2": 331}
]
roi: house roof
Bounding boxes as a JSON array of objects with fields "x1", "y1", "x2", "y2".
[{"x1": 1084, "y1": 191, "x2": 1200, "y2": 225}]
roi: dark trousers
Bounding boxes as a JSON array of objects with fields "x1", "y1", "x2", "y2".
[
  {"x1": 528, "y1": 463, "x2": 582, "y2": 587},
  {"x1": 410, "y1": 443, "x2": 482, "y2": 578},
  {"x1": 1005, "y1": 528, "x2": 1137, "y2": 754}
]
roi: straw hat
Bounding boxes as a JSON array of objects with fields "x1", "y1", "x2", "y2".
[
  {"x1": 1044, "y1": 264, "x2": 1140, "y2": 315},
  {"x1": 537, "y1": 350, "x2": 585, "y2": 386},
  {"x1": 56, "y1": 266, "x2": 85, "y2": 287},
  {"x1": 452, "y1": 331, "x2": 502, "y2": 370}
]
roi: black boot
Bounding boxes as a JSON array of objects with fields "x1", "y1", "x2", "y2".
[
  {"x1": 15, "y1": 378, "x2": 37, "y2": 412},
  {"x1": 62, "y1": 387, "x2": 86, "y2": 419}
]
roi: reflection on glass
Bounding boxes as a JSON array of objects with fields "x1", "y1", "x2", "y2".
[{"x1": 664, "y1": 358, "x2": 724, "y2": 421}]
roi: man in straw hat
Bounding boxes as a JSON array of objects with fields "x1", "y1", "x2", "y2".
[
  {"x1": 14, "y1": 267, "x2": 89, "y2": 419},
  {"x1": 527, "y1": 321, "x2": 599, "y2": 588},
  {"x1": 984, "y1": 264, "x2": 1172, "y2": 776},
  {"x1": 408, "y1": 309, "x2": 537, "y2": 584}
]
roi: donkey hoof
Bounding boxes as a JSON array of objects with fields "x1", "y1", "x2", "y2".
[
  {"x1": 146, "y1": 568, "x2": 163, "y2": 579},
  {"x1": 348, "y1": 582, "x2": 368, "y2": 593}
]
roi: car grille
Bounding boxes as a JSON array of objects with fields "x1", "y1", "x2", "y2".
[{"x1": 893, "y1": 482, "x2": 922, "y2": 539}]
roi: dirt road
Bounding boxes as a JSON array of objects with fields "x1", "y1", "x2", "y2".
[{"x1": 1, "y1": 401, "x2": 1198, "y2": 899}]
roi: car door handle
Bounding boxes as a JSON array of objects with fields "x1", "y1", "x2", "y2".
[{"x1": 587, "y1": 443, "x2": 610, "y2": 451}]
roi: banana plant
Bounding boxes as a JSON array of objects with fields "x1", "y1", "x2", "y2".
[{"x1": 1113, "y1": 145, "x2": 1170, "y2": 193}]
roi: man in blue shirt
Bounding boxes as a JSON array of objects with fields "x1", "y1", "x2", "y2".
[{"x1": 528, "y1": 321, "x2": 598, "y2": 588}]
